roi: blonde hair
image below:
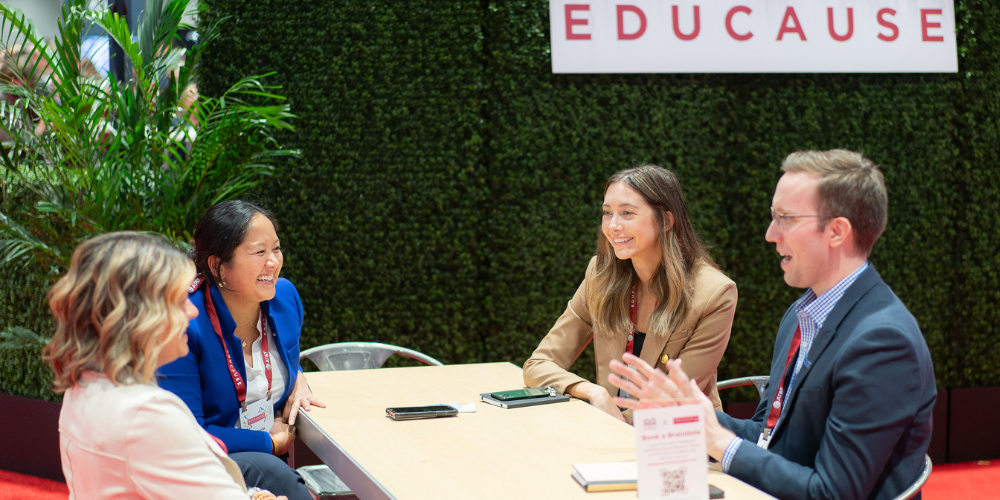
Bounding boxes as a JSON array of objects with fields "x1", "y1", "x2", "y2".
[
  {"x1": 587, "y1": 165, "x2": 717, "y2": 338},
  {"x1": 43, "y1": 232, "x2": 195, "y2": 392},
  {"x1": 781, "y1": 149, "x2": 888, "y2": 256}
]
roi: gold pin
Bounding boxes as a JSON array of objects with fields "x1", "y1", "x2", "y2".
[{"x1": 660, "y1": 354, "x2": 670, "y2": 364}]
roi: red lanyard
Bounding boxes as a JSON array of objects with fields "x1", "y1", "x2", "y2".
[
  {"x1": 765, "y1": 325, "x2": 802, "y2": 434},
  {"x1": 192, "y1": 275, "x2": 272, "y2": 406},
  {"x1": 625, "y1": 285, "x2": 658, "y2": 356},
  {"x1": 626, "y1": 286, "x2": 639, "y2": 355}
]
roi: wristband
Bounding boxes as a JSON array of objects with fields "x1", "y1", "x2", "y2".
[{"x1": 269, "y1": 434, "x2": 278, "y2": 455}]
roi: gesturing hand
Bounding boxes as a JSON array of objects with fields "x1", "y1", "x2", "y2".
[{"x1": 607, "y1": 353, "x2": 736, "y2": 459}]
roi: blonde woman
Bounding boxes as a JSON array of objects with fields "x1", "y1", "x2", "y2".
[
  {"x1": 523, "y1": 165, "x2": 738, "y2": 424},
  {"x1": 43, "y1": 232, "x2": 285, "y2": 500}
]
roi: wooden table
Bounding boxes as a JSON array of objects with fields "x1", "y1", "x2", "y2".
[{"x1": 300, "y1": 362, "x2": 775, "y2": 500}]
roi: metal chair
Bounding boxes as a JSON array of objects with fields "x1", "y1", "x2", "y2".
[
  {"x1": 299, "y1": 342, "x2": 444, "y2": 371},
  {"x1": 718, "y1": 376, "x2": 932, "y2": 500},
  {"x1": 892, "y1": 454, "x2": 932, "y2": 500},
  {"x1": 295, "y1": 342, "x2": 443, "y2": 498},
  {"x1": 717, "y1": 375, "x2": 770, "y2": 397}
]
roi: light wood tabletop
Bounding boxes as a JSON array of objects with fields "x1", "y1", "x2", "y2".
[{"x1": 299, "y1": 362, "x2": 775, "y2": 500}]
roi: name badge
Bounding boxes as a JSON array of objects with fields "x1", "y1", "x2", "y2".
[
  {"x1": 239, "y1": 399, "x2": 274, "y2": 432},
  {"x1": 756, "y1": 430, "x2": 771, "y2": 450}
]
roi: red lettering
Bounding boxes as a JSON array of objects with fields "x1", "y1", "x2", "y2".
[
  {"x1": 565, "y1": 4, "x2": 591, "y2": 40},
  {"x1": 921, "y1": 9, "x2": 944, "y2": 42},
  {"x1": 777, "y1": 7, "x2": 806, "y2": 41},
  {"x1": 672, "y1": 5, "x2": 700, "y2": 41},
  {"x1": 877, "y1": 8, "x2": 898, "y2": 42},
  {"x1": 725, "y1": 6, "x2": 752, "y2": 41},
  {"x1": 827, "y1": 7, "x2": 853, "y2": 41},
  {"x1": 617, "y1": 5, "x2": 647, "y2": 40}
]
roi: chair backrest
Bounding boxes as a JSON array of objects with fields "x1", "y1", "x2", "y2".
[
  {"x1": 717, "y1": 376, "x2": 769, "y2": 397},
  {"x1": 300, "y1": 342, "x2": 443, "y2": 371},
  {"x1": 892, "y1": 454, "x2": 932, "y2": 500}
]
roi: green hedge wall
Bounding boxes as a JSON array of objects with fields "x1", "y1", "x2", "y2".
[
  {"x1": 3, "y1": 1, "x2": 998, "y2": 400},
  {"x1": 191, "y1": 0, "x2": 998, "y2": 396}
]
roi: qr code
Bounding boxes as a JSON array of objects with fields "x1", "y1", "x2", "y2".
[{"x1": 660, "y1": 467, "x2": 687, "y2": 496}]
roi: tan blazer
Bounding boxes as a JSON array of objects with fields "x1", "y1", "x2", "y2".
[
  {"x1": 523, "y1": 257, "x2": 737, "y2": 423},
  {"x1": 59, "y1": 372, "x2": 248, "y2": 500}
]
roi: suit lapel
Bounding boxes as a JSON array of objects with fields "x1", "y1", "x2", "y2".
[{"x1": 775, "y1": 265, "x2": 883, "y2": 435}]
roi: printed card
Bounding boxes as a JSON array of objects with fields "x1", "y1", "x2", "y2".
[
  {"x1": 239, "y1": 399, "x2": 275, "y2": 432},
  {"x1": 634, "y1": 402, "x2": 708, "y2": 500}
]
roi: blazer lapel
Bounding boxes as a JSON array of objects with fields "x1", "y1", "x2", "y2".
[
  {"x1": 775, "y1": 265, "x2": 882, "y2": 435},
  {"x1": 639, "y1": 331, "x2": 670, "y2": 369}
]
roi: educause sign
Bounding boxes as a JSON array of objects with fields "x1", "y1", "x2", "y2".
[{"x1": 550, "y1": 0, "x2": 957, "y2": 73}]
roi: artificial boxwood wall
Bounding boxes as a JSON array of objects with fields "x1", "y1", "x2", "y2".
[
  {"x1": 194, "y1": 0, "x2": 1000, "y2": 394},
  {"x1": 2, "y1": 1, "x2": 998, "y2": 400}
]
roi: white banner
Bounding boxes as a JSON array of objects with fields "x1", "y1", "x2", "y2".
[{"x1": 550, "y1": 0, "x2": 957, "y2": 73}]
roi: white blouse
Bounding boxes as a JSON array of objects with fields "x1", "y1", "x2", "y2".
[
  {"x1": 59, "y1": 372, "x2": 248, "y2": 500},
  {"x1": 242, "y1": 315, "x2": 287, "y2": 432}
]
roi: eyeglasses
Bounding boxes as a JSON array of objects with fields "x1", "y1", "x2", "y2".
[{"x1": 770, "y1": 206, "x2": 838, "y2": 232}]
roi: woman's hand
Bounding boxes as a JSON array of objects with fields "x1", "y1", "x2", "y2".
[
  {"x1": 269, "y1": 416, "x2": 295, "y2": 456},
  {"x1": 568, "y1": 381, "x2": 626, "y2": 422},
  {"x1": 282, "y1": 370, "x2": 326, "y2": 425}
]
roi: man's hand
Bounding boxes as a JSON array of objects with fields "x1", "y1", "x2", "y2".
[
  {"x1": 608, "y1": 353, "x2": 736, "y2": 459},
  {"x1": 269, "y1": 416, "x2": 295, "y2": 456},
  {"x1": 282, "y1": 370, "x2": 326, "y2": 425},
  {"x1": 568, "y1": 381, "x2": 626, "y2": 422}
]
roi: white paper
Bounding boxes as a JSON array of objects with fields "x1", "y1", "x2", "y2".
[
  {"x1": 443, "y1": 403, "x2": 477, "y2": 413},
  {"x1": 573, "y1": 461, "x2": 637, "y2": 483},
  {"x1": 634, "y1": 404, "x2": 708, "y2": 500}
]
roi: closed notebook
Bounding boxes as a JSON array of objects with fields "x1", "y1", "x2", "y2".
[{"x1": 572, "y1": 462, "x2": 637, "y2": 492}]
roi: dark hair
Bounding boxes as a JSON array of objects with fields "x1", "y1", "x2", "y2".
[{"x1": 191, "y1": 200, "x2": 279, "y2": 287}]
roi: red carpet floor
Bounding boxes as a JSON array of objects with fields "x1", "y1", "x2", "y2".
[
  {"x1": 1, "y1": 461, "x2": 998, "y2": 498},
  {"x1": 922, "y1": 460, "x2": 1000, "y2": 499},
  {"x1": 0, "y1": 470, "x2": 67, "y2": 500}
]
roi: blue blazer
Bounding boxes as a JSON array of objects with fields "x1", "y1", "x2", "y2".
[
  {"x1": 158, "y1": 278, "x2": 304, "y2": 454},
  {"x1": 717, "y1": 265, "x2": 936, "y2": 500}
]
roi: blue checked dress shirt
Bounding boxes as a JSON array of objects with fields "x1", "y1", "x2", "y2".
[{"x1": 721, "y1": 262, "x2": 869, "y2": 473}]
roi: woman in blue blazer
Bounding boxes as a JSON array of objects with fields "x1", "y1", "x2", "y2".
[{"x1": 159, "y1": 200, "x2": 323, "y2": 500}]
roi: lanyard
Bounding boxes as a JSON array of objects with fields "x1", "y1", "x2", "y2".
[
  {"x1": 625, "y1": 285, "x2": 658, "y2": 356},
  {"x1": 191, "y1": 274, "x2": 273, "y2": 407},
  {"x1": 258, "y1": 313, "x2": 273, "y2": 400},
  {"x1": 764, "y1": 324, "x2": 802, "y2": 438},
  {"x1": 626, "y1": 285, "x2": 638, "y2": 355}
]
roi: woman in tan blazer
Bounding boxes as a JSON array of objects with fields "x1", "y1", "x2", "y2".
[
  {"x1": 43, "y1": 232, "x2": 285, "y2": 500},
  {"x1": 523, "y1": 165, "x2": 737, "y2": 424}
]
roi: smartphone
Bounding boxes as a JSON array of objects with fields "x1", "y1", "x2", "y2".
[
  {"x1": 490, "y1": 388, "x2": 550, "y2": 401},
  {"x1": 385, "y1": 405, "x2": 458, "y2": 421}
]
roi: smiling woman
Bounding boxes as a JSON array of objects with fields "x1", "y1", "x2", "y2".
[
  {"x1": 157, "y1": 201, "x2": 323, "y2": 500},
  {"x1": 42, "y1": 232, "x2": 260, "y2": 498},
  {"x1": 523, "y1": 165, "x2": 738, "y2": 424}
]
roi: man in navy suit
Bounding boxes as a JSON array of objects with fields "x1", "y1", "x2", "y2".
[{"x1": 610, "y1": 150, "x2": 936, "y2": 500}]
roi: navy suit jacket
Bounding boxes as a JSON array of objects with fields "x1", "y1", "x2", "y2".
[
  {"x1": 158, "y1": 278, "x2": 304, "y2": 454},
  {"x1": 717, "y1": 265, "x2": 935, "y2": 500}
]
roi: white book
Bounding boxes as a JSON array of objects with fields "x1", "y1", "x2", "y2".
[{"x1": 572, "y1": 461, "x2": 637, "y2": 492}]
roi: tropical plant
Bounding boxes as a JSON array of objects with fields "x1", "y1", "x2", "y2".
[{"x1": 0, "y1": 0, "x2": 298, "y2": 276}]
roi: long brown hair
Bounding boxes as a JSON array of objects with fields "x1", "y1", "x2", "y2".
[
  {"x1": 43, "y1": 232, "x2": 194, "y2": 392},
  {"x1": 587, "y1": 165, "x2": 716, "y2": 337}
]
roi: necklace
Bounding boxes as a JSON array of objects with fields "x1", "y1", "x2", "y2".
[{"x1": 237, "y1": 308, "x2": 261, "y2": 347}]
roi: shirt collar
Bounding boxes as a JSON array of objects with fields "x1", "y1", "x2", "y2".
[{"x1": 795, "y1": 261, "x2": 869, "y2": 330}]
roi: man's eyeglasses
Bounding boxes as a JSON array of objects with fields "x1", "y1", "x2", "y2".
[{"x1": 770, "y1": 206, "x2": 838, "y2": 232}]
